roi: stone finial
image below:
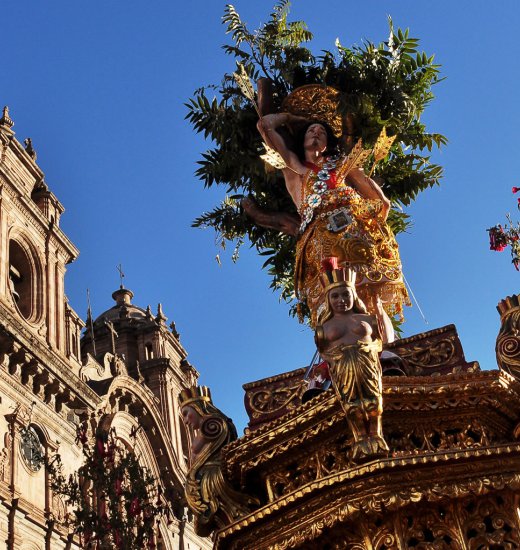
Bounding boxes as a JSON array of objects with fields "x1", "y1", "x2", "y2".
[
  {"x1": 0, "y1": 106, "x2": 14, "y2": 129},
  {"x1": 23, "y1": 138, "x2": 37, "y2": 160},
  {"x1": 170, "y1": 321, "x2": 180, "y2": 339},
  {"x1": 496, "y1": 293, "x2": 520, "y2": 378},
  {"x1": 112, "y1": 287, "x2": 133, "y2": 306},
  {"x1": 145, "y1": 305, "x2": 153, "y2": 320},
  {"x1": 156, "y1": 303, "x2": 167, "y2": 325}
]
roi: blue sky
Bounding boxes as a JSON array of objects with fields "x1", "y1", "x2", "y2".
[{"x1": 2, "y1": 1, "x2": 519, "y2": 431}]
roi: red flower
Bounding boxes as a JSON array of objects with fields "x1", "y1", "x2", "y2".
[
  {"x1": 513, "y1": 187, "x2": 520, "y2": 193},
  {"x1": 488, "y1": 226, "x2": 508, "y2": 251}
]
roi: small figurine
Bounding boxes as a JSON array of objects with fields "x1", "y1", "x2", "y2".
[
  {"x1": 315, "y1": 258, "x2": 389, "y2": 461},
  {"x1": 179, "y1": 386, "x2": 258, "y2": 536}
]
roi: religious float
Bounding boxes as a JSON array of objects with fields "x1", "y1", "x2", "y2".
[{"x1": 181, "y1": 5, "x2": 520, "y2": 548}]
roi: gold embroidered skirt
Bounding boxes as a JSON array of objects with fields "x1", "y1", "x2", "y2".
[{"x1": 295, "y1": 195, "x2": 410, "y2": 325}]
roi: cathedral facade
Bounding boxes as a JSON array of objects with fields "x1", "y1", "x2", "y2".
[{"x1": 0, "y1": 107, "x2": 211, "y2": 549}]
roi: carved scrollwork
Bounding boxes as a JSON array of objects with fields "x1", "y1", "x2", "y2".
[
  {"x1": 248, "y1": 381, "x2": 306, "y2": 418},
  {"x1": 496, "y1": 294, "x2": 520, "y2": 378},
  {"x1": 179, "y1": 386, "x2": 258, "y2": 537},
  {"x1": 201, "y1": 415, "x2": 224, "y2": 439},
  {"x1": 398, "y1": 337, "x2": 456, "y2": 371}
]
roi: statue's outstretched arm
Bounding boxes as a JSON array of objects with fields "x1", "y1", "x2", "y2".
[{"x1": 242, "y1": 196, "x2": 300, "y2": 237}]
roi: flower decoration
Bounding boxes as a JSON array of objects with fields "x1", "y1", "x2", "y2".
[
  {"x1": 313, "y1": 180, "x2": 328, "y2": 194},
  {"x1": 487, "y1": 188, "x2": 520, "y2": 270},
  {"x1": 307, "y1": 193, "x2": 322, "y2": 208}
]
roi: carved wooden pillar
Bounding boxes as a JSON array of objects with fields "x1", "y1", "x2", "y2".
[{"x1": 496, "y1": 294, "x2": 520, "y2": 378}]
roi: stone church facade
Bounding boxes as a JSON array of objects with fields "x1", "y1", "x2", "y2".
[{"x1": 0, "y1": 107, "x2": 211, "y2": 550}]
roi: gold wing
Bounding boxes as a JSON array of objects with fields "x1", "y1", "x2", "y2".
[
  {"x1": 369, "y1": 127, "x2": 396, "y2": 175},
  {"x1": 335, "y1": 138, "x2": 372, "y2": 182}
]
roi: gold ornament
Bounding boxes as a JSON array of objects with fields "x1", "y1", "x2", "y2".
[
  {"x1": 282, "y1": 85, "x2": 343, "y2": 137},
  {"x1": 369, "y1": 126, "x2": 397, "y2": 176}
]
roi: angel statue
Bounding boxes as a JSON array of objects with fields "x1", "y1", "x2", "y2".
[
  {"x1": 179, "y1": 386, "x2": 258, "y2": 536},
  {"x1": 252, "y1": 83, "x2": 410, "y2": 341}
]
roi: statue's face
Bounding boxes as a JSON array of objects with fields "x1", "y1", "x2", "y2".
[
  {"x1": 181, "y1": 405, "x2": 202, "y2": 430},
  {"x1": 329, "y1": 285, "x2": 354, "y2": 314},
  {"x1": 304, "y1": 123, "x2": 328, "y2": 152}
]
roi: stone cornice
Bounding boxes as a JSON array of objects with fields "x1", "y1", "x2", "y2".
[{"x1": 0, "y1": 302, "x2": 101, "y2": 407}]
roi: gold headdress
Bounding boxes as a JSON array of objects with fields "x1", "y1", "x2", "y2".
[
  {"x1": 282, "y1": 85, "x2": 342, "y2": 137},
  {"x1": 179, "y1": 386, "x2": 212, "y2": 408},
  {"x1": 319, "y1": 257, "x2": 356, "y2": 293}
]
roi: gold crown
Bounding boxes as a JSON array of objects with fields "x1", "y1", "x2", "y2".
[
  {"x1": 319, "y1": 257, "x2": 356, "y2": 292},
  {"x1": 497, "y1": 293, "x2": 520, "y2": 319},
  {"x1": 281, "y1": 85, "x2": 342, "y2": 137},
  {"x1": 179, "y1": 386, "x2": 212, "y2": 407}
]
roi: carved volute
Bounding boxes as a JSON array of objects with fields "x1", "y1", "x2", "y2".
[{"x1": 496, "y1": 293, "x2": 520, "y2": 378}]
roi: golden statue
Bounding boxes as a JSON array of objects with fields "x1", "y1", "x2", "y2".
[
  {"x1": 314, "y1": 258, "x2": 389, "y2": 461},
  {"x1": 179, "y1": 386, "x2": 257, "y2": 537}
]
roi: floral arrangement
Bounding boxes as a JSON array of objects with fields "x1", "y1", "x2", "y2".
[
  {"x1": 45, "y1": 425, "x2": 168, "y2": 549},
  {"x1": 487, "y1": 187, "x2": 520, "y2": 270}
]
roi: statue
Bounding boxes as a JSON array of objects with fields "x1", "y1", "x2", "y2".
[
  {"x1": 179, "y1": 386, "x2": 258, "y2": 536},
  {"x1": 314, "y1": 258, "x2": 389, "y2": 461},
  {"x1": 256, "y1": 85, "x2": 410, "y2": 341}
]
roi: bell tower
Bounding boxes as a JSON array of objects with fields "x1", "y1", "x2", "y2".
[{"x1": 0, "y1": 107, "x2": 83, "y2": 371}]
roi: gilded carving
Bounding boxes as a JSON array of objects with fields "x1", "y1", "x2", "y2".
[
  {"x1": 496, "y1": 294, "x2": 520, "y2": 378},
  {"x1": 219, "y1": 473, "x2": 520, "y2": 550},
  {"x1": 248, "y1": 380, "x2": 306, "y2": 418},
  {"x1": 398, "y1": 337, "x2": 456, "y2": 370},
  {"x1": 180, "y1": 386, "x2": 258, "y2": 537}
]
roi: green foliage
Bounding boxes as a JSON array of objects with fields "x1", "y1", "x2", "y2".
[
  {"x1": 186, "y1": 3, "x2": 446, "y2": 314},
  {"x1": 46, "y1": 426, "x2": 166, "y2": 549}
]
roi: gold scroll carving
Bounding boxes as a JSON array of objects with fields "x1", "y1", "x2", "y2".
[
  {"x1": 248, "y1": 381, "x2": 306, "y2": 419},
  {"x1": 496, "y1": 294, "x2": 520, "y2": 378}
]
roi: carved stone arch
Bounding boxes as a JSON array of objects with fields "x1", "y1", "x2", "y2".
[
  {"x1": 98, "y1": 376, "x2": 187, "y2": 500},
  {"x1": 29, "y1": 422, "x2": 51, "y2": 448},
  {"x1": 19, "y1": 542, "x2": 43, "y2": 550},
  {"x1": 7, "y1": 228, "x2": 44, "y2": 324},
  {"x1": 104, "y1": 410, "x2": 161, "y2": 479},
  {"x1": 97, "y1": 407, "x2": 182, "y2": 549}
]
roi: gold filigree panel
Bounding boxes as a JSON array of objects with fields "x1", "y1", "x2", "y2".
[
  {"x1": 248, "y1": 381, "x2": 306, "y2": 419},
  {"x1": 263, "y1": 418, "x2": 504, "y2": 502}
]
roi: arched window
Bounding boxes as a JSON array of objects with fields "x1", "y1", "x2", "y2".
[{"x1": 8, "y1": 237, "x2": 42, "y2": 323}]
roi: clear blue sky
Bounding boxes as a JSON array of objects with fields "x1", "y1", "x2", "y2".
[{"x1": 2, "y1": 1, "x2": 518, "y2": 431}]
